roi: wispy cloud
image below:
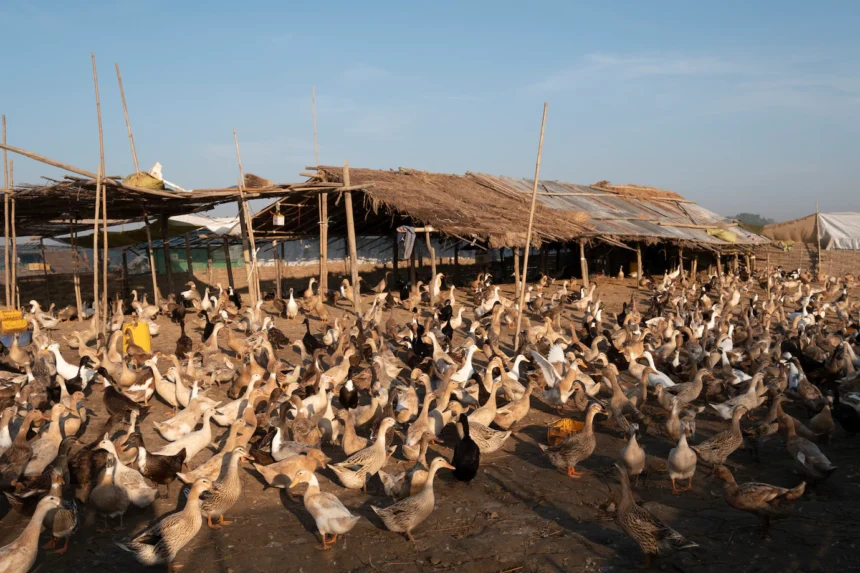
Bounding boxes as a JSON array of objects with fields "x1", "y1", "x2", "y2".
[{"x1": 343, "y1": 64, "x2": 388, "y2": 82}]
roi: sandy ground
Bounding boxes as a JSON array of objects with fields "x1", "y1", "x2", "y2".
[{"x1": 1, "y1": 276, "x2": 859, "y2": 573}]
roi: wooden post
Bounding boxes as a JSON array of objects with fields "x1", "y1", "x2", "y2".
[
  {"x1": 207, "y1": 243, "x2": 214, "y2": 285},
  {"x1": 636, "y1": 244, "x2": 643, "y2": 279},
  {"x1": 233, "y1": 130, "x2": 259, "y2": 304},
  {"x1": 513, "y1": 102, "x2": 548, "y2": 349},
  {"x1": 425, "y1": 231, "x2": 437, "y2": 299},
  {"x1": 678, "y1": 246, "x2": 684, "y2": 278},
  {"x1": 236, "y1": 195, "x2": 254, "y2": 300},
  {"x1": 409, "y1": 249, "x2": 416, "y2": 287},
  {"x1": 815, "y1": 202, "x2": 822, "y2": 275},
  {"x1": 143, "y1": 212, "x2": 159, "y2": 305},
  {"x1": 343, "y1": 162, "x2": 361, "y2": 314},
  {"x1": 8, "y1": 160, "x2": 15, "y2": 309},
  {"x1": 273, "y1": 240, "x2": 282, "y2": 300},
  {"x1": 184, "y1": 232, "x2": 194, "y2": 281},
  {"x1": 513, "y1": 248, "x2": 521, "y2": 297},
  {"x1": 454, "y1": 243, "x2": 459, "y2": 267},
  {"x1": 160, "y1": 214, "x2": 173, "y2": 295},
  {"x1": 313, "y1": 86, "x2": 329, "y2": 295},
  {"x1": 39, "y1": 237, "x2": 51, "y2": 301},
  {"x1": 716, "y1": 252, "x2": 723, "y2": 283},
  {"x1": 115, "y1": 62, "x2": 139, "y2": 173},
  {"x1": 70, "y1": 222, "x2": 82, "y2": 320},
  {"x1": 579, "y1": 240, "x2": 589, "y2": 288},
  {"x1": 222, "y1": 238, "x2": 234, "y2": 288},
  {"x1": 539, "y1": 245, "x2": 548, "y2": 276},
  {"x1": 392, "y1": 234, "x2": 399, "y2": 282},
  {"x1": 733, "y1": 253, "x2": 739, "y2": 274},
  {"x1": 691, "y1": 256, "x2": 698, "y2": 280},
  {"x1": 121, "y1": 249, "x2": 129, "y2": 299},
  {"x1": 555, "y1": 246, "x2": 562, "y2": 273},
  {"x1": 766, "y1": 252, "x2": 771, "y2": 298},
  {"x1": 101, "y1": 163, "x2": 108, "y2": 332},
  {"x1": 2, "y1": 114, "x2": 9, "y2": 307}
]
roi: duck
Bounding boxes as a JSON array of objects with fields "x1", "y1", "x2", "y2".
[
  {"x1": 710, "y1": 374, "x2": 765, "y2": 420},
  {"x1": 152, "y1": 408, "x2": 216, "y2": 463},
  {"x1": 252, "y1": 449, "x2": 329, "y2": 489},
  {"x1": 118, "y1": 477, "x2": 215, "y2": 572},
  {"x1": 199, "y1": 446, "x2": 252, "y2": 529},
  {"x1": 539, "y1": 402, "x2": 604, "y2": 478},
  {"x1": 212, "y1": 374, "x2": 260, "y2": 427},
  {"x1": 286, "y1": 288, "x2": 299, "y2": 319},
  {"x1": 289, "y1": 469, "x2": 361, "y2": 550},
  {"x1": 614, "y1": 464, "x2": 698, "y2": 568},
  {"x1": 468, "y1": 379, "x2": 502, "y2": 426},
  {"x1": 0, "y1": 406, "x2": 17, "y2": 458},
  {"x1": 493, "y1": 382, "x2": 536, "y2": 430},
  {"x1": 458, "y1": 419, "x2": 511, "y2": 454},
  {"x1": 778, "y1": 414, "x2": 837, "y2": 483},
  {"x1": 378, "y1": 432, "x2": 435, "y2": 500},
  {"x1": 0, "y1": 495, "x2": 62, "y2": 573},
  {"x1": 451, "y1": 413, "x2": 480, "y2": 483},
  {"x1": 97, "y1": 436, "x2": 158, "y2": 507},
  {"x1": 620, "y1": 423, "x2": 646, "y2": 486},
  {"x1": 0, "y1": 410, "x2": 44, "y2": 488},
  {"x1": 89, "y1": 455, "x2": 130, "y2": 529},
  {"x1": 176, "y1": 418, "x2": 251, "y2": 484},
  {"x1": 337, "y1": 409, "x2": 368, "y2": 456},
  {"x1": 339, "y1": 379, "x2": 359, "y2": 410},
  {"x1": 42, "y1": 469, "x2": 78, "y2": 554},
  {"x1": 153, "y1": 399, "x2": 207, "y2": 442},
  {"x1": 372, "y1": 457, "x2": 456, "y2": 541},
  {"x1": 667, "y1": 422, "x2": 697, "y2": 493},
  {"x1": 302, "y1": 318, "x2": 325, "y2": 353},
  {"x1": 23, "y1": 403, "x2": 67, "y2": 477},
  {"x1": 124, "y1": 433, "x2": 185, "y2": 498},
  {"x1": 287, "y1": 397, "x2": 322, "y2": 447},
  {"x1": 330, "y1": 417, "x2": 396, "y2": 490},
  {"x1": 713, "y1": 465, "x2": 805, "y2": 537},
  {"x1": 691, "y1": 406, "x2": 747, "y2": 470}
]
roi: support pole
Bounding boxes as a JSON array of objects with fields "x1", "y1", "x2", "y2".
[
  {"x1": 409, "y1": 249, "x2": 416, "y2": 287},
  {"x1": 143, "y1": 212, "x2": 159, "y2": 305},
  {"x1": 237, "y1": 194, "x2": 254, "y2": 301},
  {"x1": 184, "y1": 232, "x2": 194, "y2": 281},
  {"x1": 207, "y1": 244, "x2": 214, "y2": 286},
  {"x1": 425, "y1": 231, "x2": 437, "y2": 300},
  {"x1": 313, "y1": 86, "x2": 329, "y2": 295},
  {"x1": 733, "y1": 253, "x2": 739, "y2": 274},
  {"x1": 70, "y1": 222, "x2": 82, "y2": 321},
  {"x1": 454, "y1": 243, "x2": 459, "y2": 267},
  {"x1": 513, "y1": 102, "x2": 548, "y2": 350},
  {"x1": 39, "y1": 238, "x2": 51, "y2": 302},
  {"x1": 222, "y1": 238, "x2": 234, "y2": 288},
  {"x1": 678, "y1": 246, "x2": 684, "y2": 278},
  {"x1": 121, "y1": 249, "x2": 129, "y2": 299},
  {"x1": 636, "y1": 244, "x2": 643, "y2": 280},
  {"x1": 691, "y1": 256, "x2": 698, "y2": 280},
  {"x1": 2, "y1": 114, "x2": 8, "y2": 307},
  {"x1": 161, "y1": 214, "x2": 173, "y2": 295},
  {"x1": 513, "y1": 248, "x2": 521, "y2": 298},
  {"x1": 114, "y1": 62, "x2": 139, "y2": 173},
  {"x1": 233, "y1": 130, "x2": 259, "y2": 304},
  {"x1": 343, "y1": 162, "x2": 361, "y2": 314},
  {"x1": 716, "y1": 252, "x2": 723, "y2": 284},
  {"x1": 579, "y1": 240, "x2": 589, "y2": 288},
  {"x1": 9, "y1": 168, "x2": 15, "y2": 310},
  {"x1": 274, "y1": 240, "x2": 282, "y2": 300},
  {"x1": 816, "y1": 202, "x2": 822, "y2": 276},
  {"x1": 101, "y1": 162, "x2": 108, "y2": 333},
  {"x1": 92, "y1": 52, "x2": 106, "y2": 329},
  {"x1": 392, "y1": 234, "x2": 399, "y2": 282}
]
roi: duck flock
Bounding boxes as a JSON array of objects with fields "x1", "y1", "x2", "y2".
[{"x1": 0, "y1": 262, "x2": 858, "y2": 571}]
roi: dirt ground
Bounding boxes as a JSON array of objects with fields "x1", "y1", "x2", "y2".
[{"x1": 2, "y1": 275, "x2": 859, "y2": 573}]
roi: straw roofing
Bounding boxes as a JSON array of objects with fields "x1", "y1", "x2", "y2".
[
  {"x1": 314, "y1": 166, "x2": 591, "y2": 248},
  {"x1": 591, "y1": 180, "x2": 685, "y2": 201}
]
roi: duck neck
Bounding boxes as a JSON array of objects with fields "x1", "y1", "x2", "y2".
[
  {"x1": 23, "y1": 502, "x2": 55, "y2": 542},
  {"x1": 303, "y1": 475, "x2": 321, "y2": 499},
  {"x1": 583, "y1": 409, "x2": 598, "y2": 434},
  {"x1": 617, "y1": 470, "x2": 634, "y2": 509}
]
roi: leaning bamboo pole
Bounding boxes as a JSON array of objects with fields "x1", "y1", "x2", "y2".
[
  {"x1": 513, "y1": 103, "x2": 548, "y2": 350},
  {"x1": 233, "y1": 131, "x2": 259, "y2": 304},
  {"x1": 70, "y1": 221, "x2": 82, "y2": 321},
  {"x1": 39, "y1": 238, "x2": 51, "y2": 301},
  {"x1": 343, "y1": 162, "x2": 361, "y2": 314},
  {"x1": 2, "y1": 114, "x2": 8, "y2": 307},
  {"x1": 115, "y1": 62, "x2": 139, "y2": 174},
  {"x1": 9, "y1": 161, "x2": 16, "y2": 309},
  {"x1": 143, "y1": 211, "x2": 159, "y2": 305},
  {"x1": 92, "y1": 53, "x2": 107, "y2": 332},
  {"x1": 92, "y1": 166, "x2": 102, "y2": 329},
  {"x1": 313, "y1": 86, "x2": 328, "y2": 295}
]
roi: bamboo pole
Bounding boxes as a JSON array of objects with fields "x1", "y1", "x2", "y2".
[
  {"x1": 142, "y1": 212, "x2": 159, "y2": 305},
  {"x1": 816, "y1": 202, "x2": 822, "y2": 276},
  {"x1": 2, "y1": 114, "x2": 8, "y2": 307},
  {"x1": 9, "y1": 161, "x2": 16, "y2": 309},
  {"x1": 70, "y1": 222, "x2": 82, "y2": 321},
  {"x1": 691, "y1": 256, "x2": 698, "y2": 279},
  {"x1": 716, "y1": 252, "x2": 723, "y2": 284},
  {"x1": 579, "y1": 240, "x2": 589, "y2": 288},
  {"x1": 223, "y1": 238, "x2": 234, "y2": 288},
  {"x1": 115, "y1": 62, "x2": 139, "y2": 174},
  {"x1": 184, "y1": 233, "x2": 194, "y2": 281},
  {"x1": 274, "y1": 240, "x2": 282, "y2": 300},
  {"x1": 236, "y1": 189, "x2": 254, "y2": 302},
  {"x1": 91, "y1": 53, "x2": 106, "y2": 331},
  {"x1": 161, "y1": 214, "x2": 173, "y2": 295},
  {"x1": 101, "y1": 163, "x2": 108, "y2": 333},
  {"x1": 636, "y1": 244, "x2": 643, "y2": 280},
  {"x1": 454, "y1": 243, "x2": 459, "y2": 267},
  {"x1": 343, "y1": 162, "x2": 361, "y2": 313},
  {"x1": 409, "y1": 249, "x2": 416, "y2": 287},
  {"x1": 513, "y1": 248, "x2": 521, "y2": 297},
  {"x1": 313, "y1": 86, "x2": 329, "y2": 295},
  {"x1": 39, "y1": 237, "x2": 51, "y2": 301},
  {"x1": 513, "y1": 102, "x2": 548, "y2": 350},
  {"x1": 425, "y1": 231, "x2": 437, "y2": 299},
  {"x1": 207, "y1": 244, "x2": 214, "y2": 286},
  {"x1": 233, "y1": 130, "x2": 259, "y2": 304}
]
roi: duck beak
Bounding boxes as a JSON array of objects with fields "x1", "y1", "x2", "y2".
[{"x1": 442, "y1": 462, "x2": 456, "y2": 471}]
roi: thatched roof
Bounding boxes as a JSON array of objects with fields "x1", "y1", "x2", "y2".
[{"x1": 251, "y1": 166, "x2": 768, "y2": 251}]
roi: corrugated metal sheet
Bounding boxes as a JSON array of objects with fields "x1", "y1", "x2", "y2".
[{"x1": 473, "y1": 174, "x2": 768, "y2": 247}]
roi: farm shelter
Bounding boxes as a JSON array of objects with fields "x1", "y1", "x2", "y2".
[
  {"x1": 249, "y1": 166, "x2": 769, "y2": 290},
  {"x1": 759, "y1": 212, "x2": 860, "y2": 275}
]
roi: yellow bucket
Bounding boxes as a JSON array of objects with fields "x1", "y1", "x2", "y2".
[{"x1": 123, "y1": 321, "x2": 152, "y2": 354}]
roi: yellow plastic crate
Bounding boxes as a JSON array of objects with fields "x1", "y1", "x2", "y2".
[
  {"x1": 1, "y1": 319, "x2": 29, "y2": 334},
  {"x1": 0, "y1": 310, "x2": 23, "y2": 322},
  {"x1": 547, "y1": 418, "x2": 585, "y2": 446}
]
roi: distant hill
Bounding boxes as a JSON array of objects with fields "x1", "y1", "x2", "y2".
[{"x1": 733, "y1": 213, "x2": 774, "y2": 226}]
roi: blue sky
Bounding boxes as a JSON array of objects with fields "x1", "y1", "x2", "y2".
[{"x1": 2, "y1": 0, "x2": 859, "y2": 221}]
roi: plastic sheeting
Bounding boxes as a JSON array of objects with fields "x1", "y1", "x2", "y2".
[{"x1": 820, "y1": 213, "x2": 860, "y2": 250}]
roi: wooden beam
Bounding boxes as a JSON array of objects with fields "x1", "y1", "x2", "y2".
[
  {"x1": 184, "y1": 232, "x2": 194, "y2": 281},
  {"x1": 343, "y1": 162, "x2": 361, "y2": 314},
  {"x1": 2, "y1": 114, "x2": 8, "y2": 307},
  {"x1": 0, "y1": 142, "x2": 100, "y2": 180},
  {"x1": 161, "y1": 213, "x2": 173, "y2": 295},
  {"x1": 223, "y1": 237, "x2": 234, "y2": 288},
  {"x1": 716, "y1": 252, "x2": 723, "y2": 284},
  {"x1": 143, "y1": 212, "x2": 159, "y2": 305},
  {"x1": 115, "y1": 62, "x2": 140, "y2": 173},
  {"x1": 513, "y1": 102, "x2": 548, "y2": 350},
  {"x1": 579, "y1": 240, "x2": 589, "y2": 288},
  {"x1": 409, "y1": 247, "x2": 416, "y2": 287}
]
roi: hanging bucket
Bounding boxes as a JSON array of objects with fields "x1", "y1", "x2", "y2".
[{"x1": 123, "y1": 321, "x2": 152, "y2": 354}]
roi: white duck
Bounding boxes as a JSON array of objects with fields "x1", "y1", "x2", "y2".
[
  {"x1": 152, "y1": 408, "x2": 216, "y2": 462},
  {"x1": 286, "y1": 288, "x2": 299, "y2": 319},
  {"x1": 97, "y1": 436, "x2": 158, "y2": 507},
  {"x1": 212, "y1": 374, "x2": 261, "y2": 426},
  {"x1": 46, "y1": 343, "x2": 96, "y2": 387}
]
